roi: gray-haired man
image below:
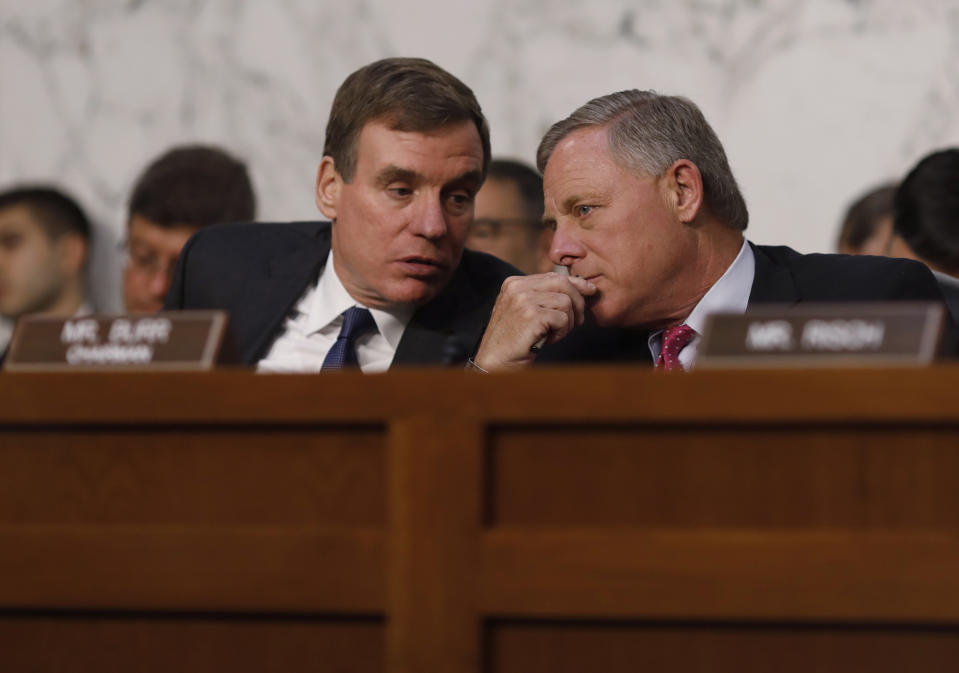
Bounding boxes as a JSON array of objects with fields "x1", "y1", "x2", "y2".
[{"x1": 473, "y1": 89, "x2": 949, "y2": 371}]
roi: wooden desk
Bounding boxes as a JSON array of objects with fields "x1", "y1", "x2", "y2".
[{"x1": 1, "y1": 368, "x2": 958, "y2": 672}]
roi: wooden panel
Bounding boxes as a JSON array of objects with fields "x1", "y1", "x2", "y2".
[
  {"x1": 0, "y1": 426, "x2": 385, "y2": 525},
  {"x1": 479, "y1": 530, "x2": 959, "y2": 621},
  {"x1": 0, "y1": 526, "x2": 385, "y2": 613},
  {"x1": 3, "y1": 369, "x2": 959, "y2": 673},
  {"x1": 5, "y1": 368, "x2": 959, "y2": 426},
  {"x1": 0, "y1": 614, "x2": 383, "y2": 673},
  {"x1": 489, "y1": 425, "x2": 959, "y2": 526},
  {"x1": 487, "y1": 620, "x2": 959, "y2": 673},
  {"x1": 388, "y1": 416, "x2": 483, "y2": 673}
]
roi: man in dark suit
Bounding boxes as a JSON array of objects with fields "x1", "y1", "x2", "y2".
[
  {"x1": 471, "y1": 89, "x2": 948, "y2": 371},
  {"x1": 886, "y1": 148, "x2": 959, "y2": 324},
  {"x1": 165, "y1": 58, "x2": 516, "y2": 370}
]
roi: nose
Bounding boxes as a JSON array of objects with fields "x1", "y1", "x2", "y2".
[
  {"x1": 410, "y1": 196, "x2": 448, "y2": 240},
  {"x1": 148, "y1": 267, "x2": 173, "y2": 304},
  {"x1": 549, "y1": 222, "x2": 586, "y2": 267}
]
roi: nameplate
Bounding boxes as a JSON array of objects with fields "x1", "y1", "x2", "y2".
[
  {"x1": 697, "y1": 303, "x2": 944, "y2": 368},
  {"x1": 3, "y1": 311, "x2": 228, "y2": 372}
]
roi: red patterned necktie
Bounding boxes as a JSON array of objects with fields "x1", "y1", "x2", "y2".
[{"x1": 656, "y1": 324, "x2": 696, "y2": 372}]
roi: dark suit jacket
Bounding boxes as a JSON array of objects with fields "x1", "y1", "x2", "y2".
[
  {"x1": 164, "y1": 221, "x2": 518, "y2": 366},
  {"x1": 536, "y1": 242, "x2": 954, "y2": 364},
  {"x1": 932, "y1": 271, "x2": 959, "y2": 326}
]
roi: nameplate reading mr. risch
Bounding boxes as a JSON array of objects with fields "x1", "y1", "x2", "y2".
[
  {"x1": 3, "y1": 311, "x2": 227, "y2": 372},
  {"x1": 697, "y1": 302, "x2": 944, "y2": 368}
]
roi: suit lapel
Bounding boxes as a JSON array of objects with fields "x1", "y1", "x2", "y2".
[
  {"x1": 239, "y1": 228, "x2": 331, "y2": 364},
  {"x1": 395, "y1": 311, "x2": 459, "y2": 365},
  {"x1": 394, "y1": 265, "x2": 481, "y2": 366},
  {"x1": 747, "y1": 243, "x2": 801, "y2": 306}
]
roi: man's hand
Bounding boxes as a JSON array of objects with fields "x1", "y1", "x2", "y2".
[{"x1": 473, "y1": 272, "x2": 597, "y2": 370}]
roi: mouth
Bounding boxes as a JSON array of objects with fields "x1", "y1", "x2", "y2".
[
  {"x1": 574, "y1": 271, "x2": 601, "y2": 284},
  {"x1": 135, "y1": 302, "x2": 164, "y2": 314},
  {"x1": 396, "y1": 256, "x2": 447, "y2": 278}
]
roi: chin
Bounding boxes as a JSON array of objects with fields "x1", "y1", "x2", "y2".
[
  {"x1": 588, "y1": 299, "x2": 633, "y2": 328},
  {"x1": 384, "y1": 279, "x2": 445, "y2": 307},
  {"x1": 128, "y1": 301, "x2": 163, "y2": 314}
]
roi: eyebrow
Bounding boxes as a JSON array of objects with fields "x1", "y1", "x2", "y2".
[
  {"x1": 374, "y1": 166, "x2": 485, "y2": 191},
  {"x1": 375, "y1": 166, "x2": 420, "y2": 188},
  {"x1": 559, "y1": 194, "x2": 585, "y2": 213},
  {"x1": 541, "y1": 193, "x2": 585, "y2": 229}
]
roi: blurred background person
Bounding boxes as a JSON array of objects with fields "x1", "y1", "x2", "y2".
[
  {"x1": 0, "y1": 185, "x2": 93, "y2": 326},
  {"x1": 468, "y1": 159, "x2": 552, "y2": 274},
  {"x1": 123, "y1": 145, "x2": 256, "y2": 313},
  {"x1": 836, "y1": 183, "x2": 897, "y2": 255},
  {"x1": 889, "y1": 148, "x2": 959, "y2": 320}
]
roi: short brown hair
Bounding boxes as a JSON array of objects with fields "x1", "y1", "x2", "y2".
[
  {"x1": 128, "y1": 145, "x2": 256, "y2": 229},
  {"x1": 0, "y1": 185, "x2": 91, "y2": 242},
  {"x1": 324, "y1": 57, "x2": 490, "y2": 182}
]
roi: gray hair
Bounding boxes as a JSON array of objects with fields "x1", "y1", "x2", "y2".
[{"x1": 536, "y1": 90, "x2": 748, "y2": 231}]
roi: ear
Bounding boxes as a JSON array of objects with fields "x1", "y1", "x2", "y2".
[
  {"x1": 663, "y1": 159, "x2": 704, "y2": 224},
  {"x1": 315, "y1": 156, "x2": 342, "y2": 220},
  {"x1": 57, "y1": 233, "x2": 87, "y2": 275}
]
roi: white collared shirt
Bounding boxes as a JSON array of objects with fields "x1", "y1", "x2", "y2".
[
  {"x1": 648, "y1": 239, "x2": 755, "y2": 370},
  {"x1": 256, "y1": 251, "x2": 413, "y2": 373},
  {"x1": 0, "y1": 301, "x2": 93, "y2": 354}
]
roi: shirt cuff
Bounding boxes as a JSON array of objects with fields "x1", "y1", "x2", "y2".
[{"x1": 464, "y1": 357, "x2": 489, "y2": 373}]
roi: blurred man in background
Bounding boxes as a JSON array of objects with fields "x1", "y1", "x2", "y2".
[
  {"x1": 837, "y1": 183, "x2": 897, "y2": 256},
  {"x1": 889, "y1": 148, "x2": 959, "y2": 321},
  {"x1": 0, "y1": 186, "x2": 92, "y2": 361},
  {"x1": 123, "y1": 145, "x2": 256, "y2": 313},
  {"x1": 468, "y1": 159, "x2": 552, "y2": 274},
  {"x1": 0, "y1": 186, "x2": 92, "y2": 321}
]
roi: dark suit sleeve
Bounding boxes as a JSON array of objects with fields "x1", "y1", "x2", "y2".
[
  {"x1": 859, "y1": 258, "x2": 957, "y2": 357},
  {"x1": 883, "y1": 258, "x2": 945, "y2": 300}
]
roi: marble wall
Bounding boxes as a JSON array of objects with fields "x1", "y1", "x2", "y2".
[{"x1": 3, "y1": 0, "x2": 959, "y2": 314}]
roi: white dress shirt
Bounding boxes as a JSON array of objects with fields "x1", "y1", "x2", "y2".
[
  {"x1": 256, "y1": 251, "x2": 413, "y2": 373},
  {"x1": 648, "y1": 239, "x2": 755, "y2": 370}
]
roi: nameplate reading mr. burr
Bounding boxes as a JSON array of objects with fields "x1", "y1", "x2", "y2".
[{"x1": 3, "y1": 311, "x2": 227, "y2": 372}]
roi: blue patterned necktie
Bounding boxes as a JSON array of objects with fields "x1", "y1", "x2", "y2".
[{"x1": 321, "y1": 306, "x2": 377, "y2": 371}]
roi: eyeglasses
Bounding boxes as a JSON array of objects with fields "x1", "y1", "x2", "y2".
[
  {"x1": 468, "y1": 217, "x2": 543, "y2": 240},
  {"x1": 119, "y1": 239, "x2": 179, "y2": 279}
]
